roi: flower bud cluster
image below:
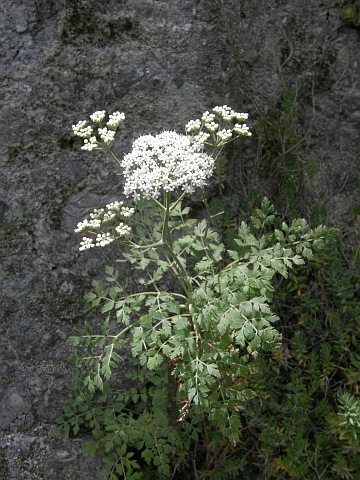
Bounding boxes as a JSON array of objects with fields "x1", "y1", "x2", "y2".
[
  {"x1": 90, "y1": 111, "x2": 106, "y2": 123},
  {"x1": 107, "y1": 111, "x2": 125, "y2": 129},
  {"x1": 115, "y1": 223, "x2": 132, "y2": 236},
  {"x1": 217, "y1": 129, "x2": 233, "y2": 142},
  {"x1": 98, "y1": 127, "x2": 116, "y2": 146},
  {"x1": 72, "y1": 110, "x2": 125, "y2": 151},
  {"x1": 72, "y1": 120, "x2": 93, "y2": 139},
  {"x1": 95, "y1": 232, "x2": 113, "y2": 248},
  {"x1": 212, "y1": 105, "x2": 249, "y2": 122},
  {"x1": 82, "y1": 137, "x2": 98, "y2": 151},
  {"x1": 185, "y1": 119, "x2": 201, "y2": 132},
  {"x1": 185, "y1": 105, "x2": 251, "y2": 149},
  {"x1": 75, "y1": 201, "x2": 134, "y2": 251}
]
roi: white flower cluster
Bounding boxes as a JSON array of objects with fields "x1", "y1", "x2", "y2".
[
  {"x1": 75, "y1": 217, "x2": 101, "y2": 232},
  {"x1": 191, "y1": 131, "x2": 210, "y2": 147},
  {"x1": 98, "y1": 127, "x2": 116, "y2": 145},
  {"x1": 201, "y1": 111, "x2": 216, "y2": 123},
  {"x1": 78, "y1": 232, "x2": 116, "y2": 250},
  {"x1": 119, "y1": 206, "x2": 135, "y2": 217},
  {"x1": 79, "y1": 237, "x2": 95, "y2": 251},
  {"x1": 212, "y1": 105, "x2": 249, "y2": 122},
  {"x1": 75, "y1": 208, "x2": 104, "y2": 232},
  {"x1": 185, "y1": 119, "x2": 201, "y2": 132},
  {"x1": 72, "y1": 110, "x2": 125, "y2": 151},
  {"x1": 72, "y1": 120, "x2": 93, "y2": 139},
  {"x1": 121, "y1": 131, "x2": 215, "y2": 200},
  {"x1": 90, "y1": 110, "x2": 106, "y2": 123},
  {"x1": 217, "y1": 129, "x2": 233, "y2": 142},
  {"x1": 233, "y1": 123, "x2": 251, "y2": 135},
  {"x1": 82, "y1": 137, "x2": 99, "y2": 151},
  {"x1": 106, "y1": 201, "x2": 123, "y2": 210},
  {"x1": 115, "y1": 223, "x2": 132, "y2": 236},
  {"x1": 107, "y1": 111, "x2": 125, "y2": 129},
  {"x1": 185, "y1": 105, "x2": 252, "y2": 148},
  {"x1": 95, "y1": 232, "x2": 113, "y2": 247},
  {"x1": 75, "y1": 201, "x2": 134, "y2": 251}
]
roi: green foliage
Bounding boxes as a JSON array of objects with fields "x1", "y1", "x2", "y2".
[
  {"x1": 337, "y1": 392, "x2": 360, "y2": 445},
  {"x1": 340, "y1": 4, "x2": 360, "y2": 25},
  {"x1": 199, "y1": 88, "x2": 360, "y2": 479},
  {"x1": 253, "y1": 89, "x2": 315, "y2": 218},
  {"x1": 220, "y1": 224, "x2": 360, "y2": 479},
  {"x1": 56, "y1": 104, "x2": 360, "y2": 479},
  {"x1": 56, "y1": 197, "x2": 335, "y2": 478}
]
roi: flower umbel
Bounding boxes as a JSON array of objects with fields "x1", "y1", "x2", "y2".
[
  {"x1": 72, "y1": 110, "x2": 125, "y2": 150},
  {"x1": 90, "y1": 111, "x2": 106, "y2": 123},
  {"x1": 73, "y1": 105, "x2": 251, "y2": 246},
  {"x1": 75, "y1": 201, "x2": 133, "y2": 250},
  {"x1": 72, "y1": 121, "x2": 93, "y2": 139},
  {"x1": 107, "y1": 111, "x2": 126, "y2": 129},
  {"x1": 121, "y1": 131, "x2": 215, "y2": 200},
  {"x1": 81, "y1": 136, "x2": 99, "y2": 151},
  {"x1": 98, "y1": 127, "x2": 116, "y2": 145},
  {"x1": 185, "y1": 104, "x2": 252, "y2": 149}
]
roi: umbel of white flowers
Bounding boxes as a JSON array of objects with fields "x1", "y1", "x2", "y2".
[
  {"x1": 74, "y1": 201, "x2": 134, "y2": 251},
  {"x1": 72, "y1": 106, "x2": 251, "y2": 249},
  {"x1": 121, "y1": 131, "x2": 215, "y2": 200}
]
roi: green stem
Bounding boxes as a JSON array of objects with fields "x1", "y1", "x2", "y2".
[
  {"x1": 113, "y1": 320, "x2": 141, "y2": 340},
  {"x1": 161, "y1": 192, "x2": 193, "y2": 298},
  {"x1": 105, "y1": 146, "x2": 122, "y2": 168},
  {"x1": 150, "y1": 196, "x2": 166, "y2": 212},
  {"x1": 102, "y1": 290, "x2": 188, "y2": 304}
]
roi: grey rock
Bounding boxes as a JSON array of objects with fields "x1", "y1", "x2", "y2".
[{"x1": 0, "y1": 0, "x2": 359, "y2": 478}]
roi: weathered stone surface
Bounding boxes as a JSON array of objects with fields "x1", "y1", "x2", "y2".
[{"x1": 0, "y1": 0, "x2": 359, "y2": 477}]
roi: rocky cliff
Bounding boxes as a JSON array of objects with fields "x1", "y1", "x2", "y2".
[{"x1": 0, "y1": 0, "x2": 359, "y2": 477}]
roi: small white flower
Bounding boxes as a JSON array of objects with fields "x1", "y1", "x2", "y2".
[
  {"x1": 233, "y1": 123, "x2": 252, "y2": 136},
  {"x1": 217, "y1": 129, "x2": 233, "y2": 142},
  {"x1": 185, "y1": 119, "x2": 201, "y2": 133},
  {"x1": 213, "y1": 106, "x2": 249, "y2": 123},
  {"x1": 79, "y1": 237, "x2": 95, "y2": 250},
  {"x1": 234, "y1": 112, "x2": 249, "y2": 121},
  {"x1": 107, "y1": 111, "x2": 125, "y2": 129},
  {"x1": 204, "y1": 121, "x2": 219, "y2": 133},
  {"x1": 103, "y1": 211, "x2": 116, "y2": 222},
  {"x1": 213, "y1": 106, "x2": 236, "y2": 121},
  {"x1": 72, "y1": 121, "x2": 93, "y2": 139},
  {"x1": 212, "y1": 106, "x2": 226, "y2": 116},
  {"x1": 201, "y1": 111, "x2": 216, "y2": 123},
  {"x1": 95, "y1": 232, "x2": 114, "y2": 247},
  {"x1": 90, "y1": 110, "x2": 106, "y2": 123},
  {"x1": 192, "y1": 132, "x2": 210, "y2": 146},
  {"x1": 90, "y1": 209, "x2": 104, "y2": 219},
  {"x1": 81, "y1": 136, "x2": 99, "y2": 151},
  {"x1": 75, "y1": 218, "x2": 101, "y2": 232},
  {"x1": 120, "y1": 206, "x2": 135, "y2": 217},
  {"x1": 115, "y1": 223, "x2": 132, "y2": 236},
  {"x1": 98, "y1": 127, "x2": 116, "y2": 145},
  {"x1": 106, "y1": 201, "x2": 124, "y2": 211}
]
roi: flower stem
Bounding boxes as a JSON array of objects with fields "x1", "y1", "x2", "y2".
[{"x1": 161, "y1": 192, "x2": 193, "y2": 299}]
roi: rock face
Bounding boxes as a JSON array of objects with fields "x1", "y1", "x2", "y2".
[{"x1": 0, "y1": 0, "x2": 358, "y2": 477}]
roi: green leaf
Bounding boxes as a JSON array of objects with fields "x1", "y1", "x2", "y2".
[
  {"x1": 206, "y1": 363, "x2": 221, "y2": 378},
  {"x1": 102, "y1": 300, "x2": 115, "y2": 313},
  {"x1": 147, "y1": 354, "x2": 163, "y2": 370},
  {"x1": 66, "y1": 336, "x2": 80, "y2": 346},
  {"x1": 84, "y1": 291, "x2": 98, "y2": 302},
  {"x1": 227, "y1": 250, "x2": 239, "y2": 261},
  {"x1": 84, "y1": 441, "x2": 98, "y2": 454},
  {"x1": 142, "y1": 449, "x2": 153, "y2": 464}
]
